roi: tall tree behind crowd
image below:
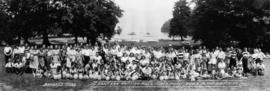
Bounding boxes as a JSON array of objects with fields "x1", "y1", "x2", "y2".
[
  {"x1": 0, "y1": 0, "x2": 123, "y2": 45},
  {"x1": 0, "y1": 0, "x2": 14, "y2": 44},
  {"x1": 61, "y1": 0, "x2": 122, "y2": 44},
  {"x1": 192, "y1": 0, "x2": 270, "y2": 50},
  {"x1": 169, "y1": 0, "x2": 191, "y2": 41}
]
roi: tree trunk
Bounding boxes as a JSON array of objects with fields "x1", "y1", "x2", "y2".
[
  {"x1": 23, "y1": 36, "x2": 29, "y2": 44},
  {"x1": 43, "y1": 31, "x2": 50, "y2": 45},
  {"x1": 90, "y1": 38, "x2": 96, "y2": 45},
  {"x1": 18, "y1": 35, "x2": 22, "y2": 44},
  {"x1": 75, "y1": 35, "x2": 78, "y2": 44},
  {"x1": 181, "y1": 36, "x2": 185, "y2": 41},
  {"x1": 87, "y1": 37, "x2": 90, "y2": 44}
]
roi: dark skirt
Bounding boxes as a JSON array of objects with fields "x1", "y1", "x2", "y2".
[
  {"x1": 208, "y1": 64, "x2": 217, "y2": 73},
  {"x1": 242, "y1": 58, "x2": 249, "y2": 73},
  {"x1": 83, "y1": 56, "x2": 90, "y2": 66},
  {"x1": 229, "y1": 58, "x2": 236, "y2": 68},
  {"x1": 4, "y1": 55, "x2": 11, "y2": 64}
]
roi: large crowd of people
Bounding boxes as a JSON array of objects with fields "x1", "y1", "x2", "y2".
[{"x1": 3, "y1": 43, "x2": 266, "y2": 81}]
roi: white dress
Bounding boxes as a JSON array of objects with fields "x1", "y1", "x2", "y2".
[{"x1": 209, "y1": 53, "x2": 217, "y2": 64}]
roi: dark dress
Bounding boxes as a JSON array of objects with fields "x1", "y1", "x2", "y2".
[
  {"x1": 242, "y1": 52, "x2": 249, "y2": 73},
  {"x1": 229, "y1": 53, "x2": 237, "y2": 69}
]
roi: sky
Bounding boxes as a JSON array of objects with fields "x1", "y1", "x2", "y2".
[
  {"x1": 113, "y1": 0, "x2": 195, "y2": 41},
  {"x1": 113, "y1": 0, "x2": 177, "y2": 40}
]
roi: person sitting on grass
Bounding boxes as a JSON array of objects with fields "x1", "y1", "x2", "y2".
[
  {"x1": 44, "y1": 70, "x2": 52, "y2": 78},
  {"x1": 119, "y1": 67, "x2": 126, "y2": 80},
  {"x1": 131, "y1": 68, "x2": 141, "y2": 81},
  {"x1": 189, "y1": 65, "x2": 200, "y2": 81},
  {"x1": 125, "y1": 66, "x2": 134, "y2": 80},
  {"x1": 236, "y1": 56, "x2": 246, "y2": 78},
  {"x1": 115, "y1": 71, "x2": 121, "y2": 81},
  {"x1": 103, "y1": 68, "x2": 110, "y2": 81},
  {"x1": 77, "y1": 66, "x2": 84, "y2": 80},
  {"x1": 256, "y1": 61, "x2": 265, "y2": 76},
  {"x1": 151, "y1": 69, "x2": 159, "y2": 80},
  {"x1": 179, "y1": 67, "x2": 188, "y2": 79},
  {"x1": 88, "y1": 69, "x2": 94, "y2": 79},
  {"x1": 13, "y1": 58, "x2": 25, "y2": 75},
  {"x1": 250, "y1": 50, "x2": 259, "y2": 76},
  {"x1": 200, "y1": 70, "x2": 211, "y2": 79},
  {"x1": 35, "y1": 67, "x2": 44, "y2": 78},
  {"x1": 62, "y1": 67, "x2": 69, "y2": 79},
  {"x1": 217, "y1": 59, "x2": 231, "y2": 79},
  {"x1": 5, "y1": 59, "x2": 13, "y2": 73},
  {"x1": 73, "y1": 69, "x2": 79, "y2": 80},
  {"x1": 54, "y1": 71, "x2": 62, "y2": 80},
  {"x1": 174, "y1": 68, "x2": 181, "y2": 80},
  {"x1": 50, "y1": 62, "x2": 61, "y2": 80},
  {"x1": 83, "y1": 72, "x2": 89, "y2": 80},
  {"x1": 96, "y1": 71, "x2": 102, "y2": 80},
  {"x1": 141, "y1": 65, "x2": 152, "y2": 80},
  {"x1": 91, "y1": 68, "x2": 98, "y2": 80}
]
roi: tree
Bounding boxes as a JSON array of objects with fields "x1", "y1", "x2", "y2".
[
  {"x1": 2, "y1": 0, "x2": 66, "y2": 45},
  {"x1": 161, "y1": 19, "x2": 171, "y2": 34},
  {"x1": 60, "y1": 0, "x2": 123, "y2": 44},
  {"x1": 192, "y1": 0, "x2": 270, "y2": 49},
  {"x1": 170, "y1": 0, "x2": 191, "y2": 41},
  {"x1": 0, "y1": 0, "x2": 14, "y2": 44},
  {"x1": 93, "y1": 0, "x2": 123, "y2": 42},
  {"x1": 4, "y1": 0, "x2": 36, "y2": 44},
  {"x1": 0, "y1": 0, "x2": 123, "y2": 45}
]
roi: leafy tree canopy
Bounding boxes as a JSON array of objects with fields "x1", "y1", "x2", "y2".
[{"x1": 0, "y1": 0, "x2": 123, "y2": 45}]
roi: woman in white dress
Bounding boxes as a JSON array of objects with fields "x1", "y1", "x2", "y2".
[
  {"x1": 208, "y1": 52, "x2": 217, "y2": 76},
  {"x1": 29, "y1": 46, "x2": 39, "y2": 75}
]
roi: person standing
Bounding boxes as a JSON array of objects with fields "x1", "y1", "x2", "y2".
[
  {"x1": 229, "y1": 50, "x2": 238, "y2": 69},
  {"x1": 81, "y1": 45, "x2": 90, "y2": 66},
  {"x1": 241, "y1": 48, "x2": 250, "y2": 74},
  {"x1": 4, "y1": 44, "x2": 13, "y2": 64}
]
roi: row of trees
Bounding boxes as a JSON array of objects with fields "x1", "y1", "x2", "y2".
[
  {"x1": 0, "y1": 0, "x2": 123, "y2": 45},
  {"x1": 170, "y1": 0, "x2": 270, "y2": 51}
]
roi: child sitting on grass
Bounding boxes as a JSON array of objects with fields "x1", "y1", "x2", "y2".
[
  {"x1": 5, "y1": 59, "x2": 13, "y2": 73},
  {"x1": 217, "y1": 59, "x2": 231, "y2": 79},
  {"x1": 34, "y1": 67, "x2": 44, "y2": 78},
  {"x1": 256, "y1": 61, "x2": 265, "y2": 76}
]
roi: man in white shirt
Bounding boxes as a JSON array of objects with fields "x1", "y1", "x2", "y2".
[
  {"x1": 18, "y1": 45, "x2": 25, "y2": 54},
  {"x1": 217, "y1": 49, "x2": 226, "y2": 61},
  {"x1": 252, "y1": 49, "x2": 261, "y2": 64}
]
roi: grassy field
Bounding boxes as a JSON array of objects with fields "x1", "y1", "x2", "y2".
[{"x1": 0, "y1": 47, "x2": 269, "y2": 91}]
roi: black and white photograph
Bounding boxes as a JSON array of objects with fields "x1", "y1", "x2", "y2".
[{"x1": 0, "y1": 0, "x2": 270, "y2": 91}]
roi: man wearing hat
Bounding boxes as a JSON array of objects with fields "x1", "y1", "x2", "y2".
[{"x1": 4, "y1": 44, "x2": 13, "y2": 64}]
